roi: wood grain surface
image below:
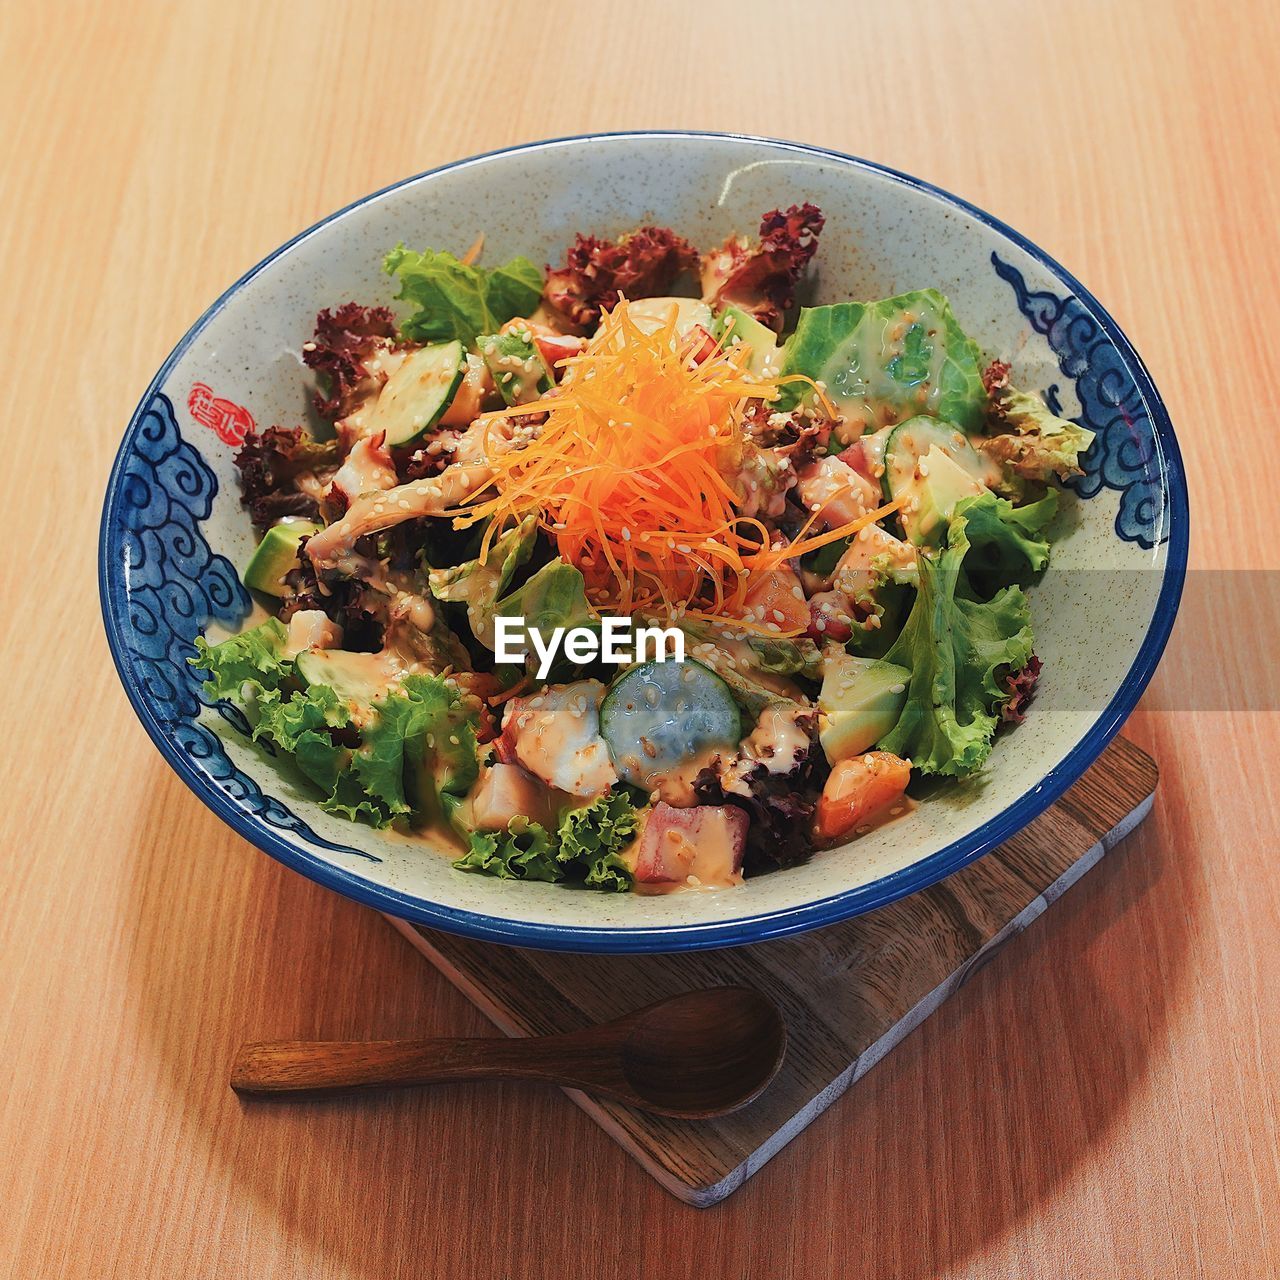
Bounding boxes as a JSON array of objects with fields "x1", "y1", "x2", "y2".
[
  {"x1": 1, "y1": 1, "x2": 1278, "y2": 1276},
  {"x1": 393, "y1": 739, "x2": 1158, "y2": 1207}
]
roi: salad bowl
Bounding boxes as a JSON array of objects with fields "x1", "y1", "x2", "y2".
[{"x1": 100, "y1": 132, "x2": 1187, "y2": 952}]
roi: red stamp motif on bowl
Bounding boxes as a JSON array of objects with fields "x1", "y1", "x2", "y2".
[{"x1": 188, "y1": 383, "x2": 254, "y2": 447}]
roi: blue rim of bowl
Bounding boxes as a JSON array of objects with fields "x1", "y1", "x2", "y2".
[{"x1": 100, "y1": 131, "x2": 1189, "y2": 953}]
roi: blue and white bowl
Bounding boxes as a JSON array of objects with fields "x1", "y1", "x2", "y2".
[{"x1": 99, "y1": 133, "x2": 1187, "y2": 952}]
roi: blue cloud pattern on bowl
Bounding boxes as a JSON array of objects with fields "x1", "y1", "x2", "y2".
[
  {"x1": 100, "y1": 133, "x2": 1187, "y2": 952},
  {"x1": 992, "y1": 254, "x2": 1167, "y2": 549},
  {"x1": 109, "y1": 394, "x2": 374, "y2": 861}
]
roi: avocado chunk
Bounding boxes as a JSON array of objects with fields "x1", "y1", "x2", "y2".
[
  {"x1": 907, "y1": 446, "x2": 988, "y2": 545},
  {"x1": 243, "y1": 519, "x2": 321, "y2": 597},
  {"x1": 713, "y1": 305, "x2": 780, "y2": 374},
  {"x1": 818, "y1": 650, "x2": 911, "y2": 764},
  {"x1": 478, "y1": 330, "x2": 554, "y2": 407}
]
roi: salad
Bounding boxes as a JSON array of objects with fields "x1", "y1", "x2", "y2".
[{"x1": 194, "y1": 204, "x2": 1093, "y2": 893}]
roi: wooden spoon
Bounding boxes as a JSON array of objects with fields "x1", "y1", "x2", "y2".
[{"x1": 231, "y1": 986, "x2": 785, "y2": 1119}]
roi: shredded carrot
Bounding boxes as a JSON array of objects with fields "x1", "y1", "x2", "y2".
[
  {"x1": 459, "y1": 233, "x2": 485, "y2": 266},
  {"x1": 450, "y1": 300, "x2": 891, "y2": 625}
]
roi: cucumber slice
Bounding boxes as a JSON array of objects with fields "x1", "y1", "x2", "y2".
[
  {"x1": 477, "y1": 330, "x2": 553, "y2": 407},
  {"x1": 243, "y1": 518, "x2": 320, "y2": 597},
  {"x1": 600, "y1": 660, "x2": 741, "y2": 792},
  {"x1": 364, "y1": 340, "x2": 465, "y2": 447},
  {"x1": 295, "y1": 648, "x2": 400, "y2": 714},
  {"x1": 884, "y1": 416, "x2": 999, "y2": 544}
]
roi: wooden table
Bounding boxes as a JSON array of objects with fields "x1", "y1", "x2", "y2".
[{"x1": 3, "y1": 1, "x2": 1277, "y2": 1275}]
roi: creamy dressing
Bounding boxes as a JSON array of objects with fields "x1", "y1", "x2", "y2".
[
  {"x1": 720, "y1": 702, "x2": 812, "y2": 797},
  {"x1": 619, "y1": 743, "x2": 721, "y2": 808},
  {"x1": 439, "y1": 353, "x2": 492, "y2": 426},
  {"x1": 337, "y1": 343, "x2": 410, "y2": 436},
  {"x1": 328, "y1": 435, "x2": 397, "y2": 504},
  {"x1": 306, "y1": 462, "x2": 496, "y2": 569},
  {"x1": 284, "y1": 609, "x2": 342, "y2": 655},
  {"x1": 625, "y1": 296, "x2": 713, "y2": 338},
  {"x1": 832, "y1": 523, "x2": 917, "y2": 600}
]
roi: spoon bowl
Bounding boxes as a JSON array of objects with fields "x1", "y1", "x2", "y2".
[
  {"x1": 616, "y1": 987, "x2": 786, "y2": 1117},
  {"x1": 232, "y1": 985, "x2": 786, "y2": 1119}
]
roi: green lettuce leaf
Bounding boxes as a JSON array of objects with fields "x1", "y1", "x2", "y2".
[
  {"x1": 191, "y1": 617, "x2": 292, "y2": 701},
  {"x1": 399, "y1": 673, "x2": 481, "y2": 812},
  {"x1": 453, "y1": 818, "x2": 561, "y2": 882},
  {"x1": 492, "y1": 559, "x2": 595, "y2": 674},
  {"x1": 951, "y1": 490, "x2": 1057, "y2": 594},
  {"x1": 428, "y1": 516, "x2": 537, "y2": 649},
  {"x1": 453, "y1": 792, "x2": 639, "y2": 892},
  {"x1": 383, "y1": 245, "x2": 542, "y2": 347},
  {"x1": 557, "y1": 791, "x2": 640, "y2": 890},
  {"x1": 878, "y1": 501, "x2": 1035, "y2": 777},
  {"x1": 253, "y1": 680, "x2": 357, "y2": 800},
  {"x1": 496, "y1": 559, "x2": 593, "y2": 634},
  {"x1": 979, "y1": 386, "x2": 1096, "y2": 490},
  {"x1": 743, "y1": 634, "x2": 823, "y2": 681},
  {"x1": 194, "y1": 625, "x2": 479, "y2": 828},
  {"x1": 778, "y1": 290, "x2": 987, "y2": 431}
]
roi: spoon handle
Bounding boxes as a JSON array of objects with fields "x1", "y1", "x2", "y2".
[{"x1": 231, "y1": 1032, "x2": 619, "y2": 1099}]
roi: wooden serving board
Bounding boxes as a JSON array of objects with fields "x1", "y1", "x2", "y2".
[{"x1": 386, "y1": 735, "x2": 1157, "y2": 1207}]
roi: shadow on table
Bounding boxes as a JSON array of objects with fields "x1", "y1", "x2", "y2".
[
  {"x1": 725, "y1": 708, "x2": 1201, "y2": 1278},
  {"x1": 120, "y1": 720, "x2": 1200, "y2": 1280},
  {"x1": 120, "y1": 758, "x2": 644, "y2": 1280}
]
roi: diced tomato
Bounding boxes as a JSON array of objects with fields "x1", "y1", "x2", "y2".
[
  {"x1": 742, "y1": 564, "x2": 810, "y2": 634},
  {"x1": 837, "y1": 441, "x2": 875, "y2": 483},
  {"x1": 814, "y1": 751, "x2": 911, "y2": 843},
  {"x1": 491, "y1": 729, "x2": 517, "y2": 764},
  {"x1": 532, "y1": 332, "x2": 587, "y2": 376},
  {"x1": 807, "y1": 591, "x2": 854, "y2": 643},
  {"x1": 633, "y1": 803, "x2": 749, "y2": 887},
  {"x1": 686, "y1": 324, "x2": 719, "y2": 365}
]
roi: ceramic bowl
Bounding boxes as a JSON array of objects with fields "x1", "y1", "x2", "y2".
[{"x1": 100, "y1": 133, "x2": 1187, "y2": 952}]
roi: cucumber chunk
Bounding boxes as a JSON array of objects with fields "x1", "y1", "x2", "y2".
[
  {"x1": 600, "y1": 660, "x2": 741, "y2": 792},
  {"x1": 364, "y1": 340, "x2": 465, "y2": 446},
  {"x1": 243, "y1": 518, "x2": 320, "y2": 597}
]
